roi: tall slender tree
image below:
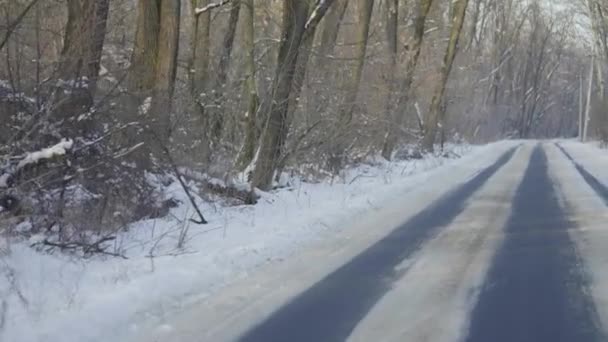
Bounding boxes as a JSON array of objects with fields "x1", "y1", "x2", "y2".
[
  {"x1": 421, "y1": 0, "x2": 470, "y2": 151},
  {"x1": 189, "y1": 0, "x2": 211, "y2": 105},
  {"x1": 338, "y1": 0, "x2": 374, "y2": 126},
  {"x1": 236, "y1": 0, "x2": 260, "y2": 170},
  {"x1": 250, "y1": 0, "x2": 311, "y2": 191},
  {"x1": 56, "y1": 0, "x2": 110, "y2": 114},
  {"x1": 250, "y1": 0, "x2": 335, "y2": 190},
  {"x1": 318, "y1": 0, "x2": 349, "y2": 58},
  {"x1": 210, "y1": 1, "x2": 242, "y2": 142},
  {"x1": 130, "y1": 0, "x2": 181, "y2": 142},
  {"x1": 381, "y1": 0, "x2": 434, "y2": 159}
]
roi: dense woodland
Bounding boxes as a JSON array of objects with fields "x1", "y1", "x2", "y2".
[{"x1": 0, "y1": 0, "x2": 602, "y2": 247}]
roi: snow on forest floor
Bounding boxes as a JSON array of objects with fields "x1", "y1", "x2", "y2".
[{"x1": 1, "y1": 142, "x2": 515, "y2": 342}]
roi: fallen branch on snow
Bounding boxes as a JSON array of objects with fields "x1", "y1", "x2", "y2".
[{"x1": 33, "y1": 236, "x2": 127, "y2": 259}]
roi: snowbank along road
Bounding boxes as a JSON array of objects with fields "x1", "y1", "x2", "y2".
[{"x1": 136, "y1": 141, "x2": 608, "y2": 342}]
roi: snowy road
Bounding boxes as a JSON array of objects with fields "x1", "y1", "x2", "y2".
[{"x1": 136, "y1": 141, "x2": 608, "y2": 342}]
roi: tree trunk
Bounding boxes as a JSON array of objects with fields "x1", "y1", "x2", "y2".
[
  {"x1": 338, "y1": 0, "x2": 374, "y2": 125},
  {"x1": 249, "y1": 0, "x2": 338, "y2": 188},
  {"x1": 128, "y1": 0, "x2": 181, "y2": 166},
  {"x1": 596, "y1": 55, "x2": 605, "y2": 100},
  {"x1": 210, "y1": 0, "x2": 241, "y2": 142},
  {"x1": 380, "y1": 0, "x2": 398, "y2": 160},
  {"x1": 56, "y1": 0, "x2": 109, "y2": 114},
  {"x1": 318, "y1": 0, "x2": 348, "y2": 58},
  {"x1": 189, "y1": 0, "x2": 211, "y2": 100},
  {"x1": 381, "y1": 0, "x2": 434, "y2": 159},
  {"x1": 421, "y1": 0, "x2": 470, "y2": 152},
  {"x1": 584, "y1": 54, "x2": 595, "y2": 142},
  {"x1": 589, "y1": 0, "x2": 608, "y2": 63},
  {"x1": 579, "y1": 72, "x2": 584, "y2": 140},
  {"x1": 309, "y1": 0, "x2": 347, "y2": 125},
  {"x1": 286, "y1": 28, "x2": 315, "y2": 123},
  {"x1": 152, "y1": 0, "x2": 181, "y2": 140},
  {"x1": 236, "y1": 0, "x2": 259, "y2": 170},
  {"x1": 286, "y1": 3, "x2": 321, "y2": 127},
  {"x1": 250, "y1": 0, "x2": 310, "y2": 191},
  {"x1": 467, "y1": 0, "x2": 482, "y2": 50},
  {"x1": 130, "y1": 0, "x2": 161, "y2": 95},
  {"x1": 326, "y1": 0, "x2": 374, "y2": 171}
]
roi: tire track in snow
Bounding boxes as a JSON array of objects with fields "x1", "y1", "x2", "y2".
[
  {"x1": 555, "y1": 143, "x2": 608, "y2": 204},
  {"x1": 238, "y1": 147, "x2": 518, "y2": 342},
  {"x1": 347, "y1": 143, "x2": 531, "y2": 342},
  {"x1": 550, "y1": 142, "x2": 608, "y2": 339},
  {"x1": 465, "y1": 145, "x2": 602, "y2": 342}
]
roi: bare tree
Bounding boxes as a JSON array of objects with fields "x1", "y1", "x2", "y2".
[
  {"x1": 318, "y1": 0, "x2": 349, "y2": 58},
  {"x1": 56, "y1": 0, "x2": 110, "y2": 114},
  {"x1": 250, "y1": 0, "x2": 335, "y2": 190},
  {"x1": 381, "y1": 0, "x2": 434, "y2": 159},
  {"x1": 338, "y1": 0, "x2": 374, "y2": 126},
  {"x1": 421, "y1": 0, "x2": 470, "y2": 151},
  {"x1": 249, "y1": 0, "x2": 312, "y2": 191},
  {"x1": 129, "y1": 0, "x2": 181, "y2": 147},
  {"x1": 236, "y1": 0, "x2": 259, "y2": 169},
  {"x1": 209, "y1": 0, "x2": 241, "y2": 142},
  {"x1": 189, "y1": 0, "x2": 211, "y2": 119}
]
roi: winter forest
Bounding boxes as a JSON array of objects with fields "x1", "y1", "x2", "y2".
[{"x1": 0, "y1": 0, "x2": 606, "y2": 340}]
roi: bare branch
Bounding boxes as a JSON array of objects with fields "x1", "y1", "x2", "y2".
[
  {"x1": 303, "y1": 0, "x2": 337, "y2": 42},
  {"x1": 0, "y1": 0, "x2": 40, "y2": 51},
  {"x1": 195, "y1": 0, "x2": 231, "y2": 16},
  {"x1": 35, "y1": 236, "x2": 128, "y2": 259}
]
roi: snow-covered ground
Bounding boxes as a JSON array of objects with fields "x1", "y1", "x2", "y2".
[{"x1": 1, "y1": 142, "x2": 518, "y2": 342}]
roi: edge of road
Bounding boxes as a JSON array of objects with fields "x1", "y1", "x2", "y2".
[
  {"x1": 548, "y1": 142, "x2": 608, "y2": 337},
  {"x1": 555, "y1": 142, "x2": 608, "y2": 204}
]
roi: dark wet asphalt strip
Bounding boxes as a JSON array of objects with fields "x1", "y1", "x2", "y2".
[
  {"x1": 465, "y1": 145, "x2": 603, "y2": 342},
  {"x1": 238, "y1": 147, "x2": 518, "y2": 342}
]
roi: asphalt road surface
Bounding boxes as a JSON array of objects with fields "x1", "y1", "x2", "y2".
[{"x1": 139, "y1": 142, "x2": 608, "y2": 342}]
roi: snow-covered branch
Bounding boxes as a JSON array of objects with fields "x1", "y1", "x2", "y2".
[
  {"x1": 195, "y1": 0, "x2": 231, "y2": 16},
  {"x1": 305, "y1": 0, "x2": 336, "y2": 32},
  {"x1": 0, "y1": 139, "x2": 74, "y2": 188},
  {"x1": 16, "y1": 139, "x2": 73, "y2": 169}
]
